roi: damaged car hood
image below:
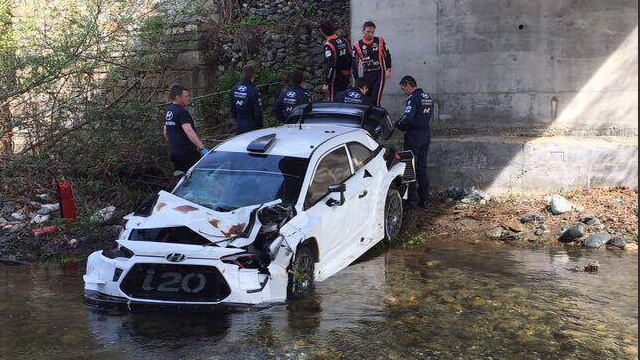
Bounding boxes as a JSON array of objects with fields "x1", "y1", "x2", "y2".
[{"x1": 125, "y1": 191, "x2": 260, "y2": 247}]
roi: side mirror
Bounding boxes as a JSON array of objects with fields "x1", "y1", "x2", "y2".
[{"x1": 326, "y1": 183, "x2": 346, "y2": 207}]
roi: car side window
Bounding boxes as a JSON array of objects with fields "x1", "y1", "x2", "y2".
[
  {"x1": 348, "y1": 142, "x2": 374, "y2": 172},
  {"x1": 305, "y1": 146, "x2": 352, "y2": 208}
]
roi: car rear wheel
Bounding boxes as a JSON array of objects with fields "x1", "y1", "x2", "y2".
[
  {"x1": 384, "y1": 188, "x2": 403, "y2": 240},
  {"x1": 287, "y1": 244, "x2": 315, "y2": 299}
]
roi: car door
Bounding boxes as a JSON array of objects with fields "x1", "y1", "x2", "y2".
[
  {"x1": 302, "y1": 145, "x2": 355, "y2": 279},
  {"x1": 342, "y1": 141, "x2": 380, "y2": 247}
]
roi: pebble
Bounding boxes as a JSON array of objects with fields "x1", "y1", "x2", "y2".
[
  {"x1": 37, "y1": 203, "x2": 60, "y2": 215},
  {"x1": 582, "y1": 216, "x2": 602, "y2": 227},
  {"x1": 550, "y1": 195, "x2": 572, "y2": 215},
  {"x1": 30, "y1": 214, "x2": 51, "y2": 224},
  {"x1": 520, "y1": 212, "x2": 545, "y2": 224},
  {"x1": 11, "y1": 212, "x2": 26, "y2": 221},
  {"x1": 501, "y1": 219, "x2": 523, "y2": 232},
  {"x1": 486, "y1": 227, "x2": 503, "y2": 239}
]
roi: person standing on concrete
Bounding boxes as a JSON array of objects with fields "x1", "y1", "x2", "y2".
[
  {"x1": 230, "y1": 65, "x2": 263, "y2": 134},
  {"x1": 272, "y1": 69, "x2": 312, "y2": 123},
  {"x1": 320, "y1": 21, "x2": 353, "y2": 101},
  {"x1": 163, "y1": 85, "x2": 208, "y2": 174},
  {"x1": 395, "y1": 76, "x2": 433, "y2": 209},
  {"x1": 333, "y1": 77, "x2": 373, "y2": 105},
  {"x1": 352, "y1": 21, "x2": 392, "y2": 106}
]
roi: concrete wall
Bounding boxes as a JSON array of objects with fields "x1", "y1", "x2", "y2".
[
  {"x1": 352, "y1": 0, "x2": 638, "y2": 136},
  {"x1": 352, "y1": 0, "x2": 638, "y2": 192}
]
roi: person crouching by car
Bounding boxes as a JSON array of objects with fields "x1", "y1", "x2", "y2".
[
  {"x1": 163, "y1": 85, "x2": 209, "y2": 175},
  {"x1": 272, "y1": 69, "x2": 312, "y2": 123},
  {"x1": 334, "y1": 77, "x2": 373, "y2": 105}
]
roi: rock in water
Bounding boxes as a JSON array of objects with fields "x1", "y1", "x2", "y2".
[
  {"x1": 584, "y1": 261, "x2": 599, "y2": 273},
  {"x1": 550, "y1": 195, "x2": 572, "y2": 215},
  {"x1": 584, "y1": 233, "x2": 612, "y2": 248},
  {"x1": 560, "y1": 223, "x2": 586, "y2": 243},
  {"x1": 608, "y1": 237, "x2": 627, "y2": 248},
  {"x1": 486, "y1": 227, "x2": 504, "y2": 239}
]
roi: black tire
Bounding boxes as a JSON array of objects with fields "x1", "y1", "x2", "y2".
[
  {"x1": 384, "y1": 188, "x2": 403, "y2": 241},
  {"x1": 287, "y1": 244, "x2": 315, "y2": 299}
]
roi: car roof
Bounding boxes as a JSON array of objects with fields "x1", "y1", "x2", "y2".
[{"x1": 214, "y1": 124, "x2": 361, "y2": 158}]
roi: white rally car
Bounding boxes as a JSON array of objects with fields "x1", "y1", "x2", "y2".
[{"x1": 84, "y1": 103, "x2": 415, "y2": 309}]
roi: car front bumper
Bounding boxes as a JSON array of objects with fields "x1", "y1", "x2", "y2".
[{"x1": 83, "y1": 250, "x2": 289, "y2": 309}]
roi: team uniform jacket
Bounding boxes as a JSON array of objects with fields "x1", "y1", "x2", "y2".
[
  {"x1": 333, "y1": 87, "x2": 373, "y2": 106},
  {"x1": 230, "y1": 80, "x2": 263, "y2": 134},
  {"x1": 352, "y1": 36, "x2": 392, "y2": 106},
  {"x1": 395, "y1": 88, "x2": 433, "y2": 147},
  {"x1": 324, "y1": 34, "x2": 353, "y2": 100},
  {"x1": 272, "y1": 85, "x2": 312, "y2": 123}
]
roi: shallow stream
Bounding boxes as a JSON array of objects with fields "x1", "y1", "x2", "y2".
[{"x1": 0, "y1": 240, "x2": 637, "y2": 359}]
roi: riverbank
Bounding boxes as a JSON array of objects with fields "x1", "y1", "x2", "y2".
[
  {"x1": 0, "y1": 186, "x2": 637, "y2": 264},
  {"x1": 403, "y1": 186, "x2": 638, "y2": 252}
]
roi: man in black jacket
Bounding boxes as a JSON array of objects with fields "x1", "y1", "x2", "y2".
[
  {"x1": 230, "y1": 65, "x2": 263, "y2": 134},
  {"x1": 320, "y1": 21, "x2": 353, "y2": 101},
  {"x1": 163, "y1": 85, "x2": 208, "y2": 173},
  {"x1": 334, "y1": 77, "x2": 372, "y2": 105},
  {"x1": 395, "y1": 76, "x2": 433, "y2": 209},
  {"x1": 352, "y1": 21, "x2": 392, "y2": 106},
  {"x1": 272, "y1": 69, "x2": 312, "y2": 123}
]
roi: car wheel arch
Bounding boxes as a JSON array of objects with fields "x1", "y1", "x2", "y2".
[{"x1": 299, "y1": 237, "x2": 319, "y2": 263}]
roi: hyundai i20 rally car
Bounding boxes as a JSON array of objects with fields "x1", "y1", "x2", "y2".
[{"x1": 84, "y1": 103, "x2": 415, "y2": 309}]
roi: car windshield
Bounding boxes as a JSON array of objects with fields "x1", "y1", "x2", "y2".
[{"x1": 173, "y1": 151, "x2": 309, "y2": 212}]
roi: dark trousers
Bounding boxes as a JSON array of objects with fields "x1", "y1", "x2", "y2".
[
  {"x1": 170, "y1": 148, "x2": 200, "y2": 172},
  {"x1": 328, "y1": 76, "x2": 350, "y2": 101},
  {"x1": 405, "y1": 140, "x2": 430, "y2": 205},
  {"x1": 364, "y1": 72, "x2": 385, "y2": 106}
]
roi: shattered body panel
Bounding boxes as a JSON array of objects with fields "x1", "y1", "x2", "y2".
[{"x1": 84, "y1": 114, "x2": 413, "y2": 308}]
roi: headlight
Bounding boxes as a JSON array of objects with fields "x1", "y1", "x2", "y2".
[{"x1": 101, "y1": 245, "x2": 134, "y2": 259}]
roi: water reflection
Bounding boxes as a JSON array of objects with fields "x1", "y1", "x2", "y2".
[{"x1": 0, "y1": 240, "x2": 637, "y2": 360}]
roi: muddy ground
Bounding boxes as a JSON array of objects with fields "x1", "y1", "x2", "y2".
[{"x1": 0, "y1": 186, "x2": 638, "y2": 264}]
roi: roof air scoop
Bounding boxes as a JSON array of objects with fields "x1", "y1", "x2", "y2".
[{"x1": 247, "y1": 133, "x2": 277, "y2": 153}]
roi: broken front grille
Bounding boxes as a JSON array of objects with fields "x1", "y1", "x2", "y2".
[{"x1": 120, "y1": 264, "x2": 231, "y2": 302}]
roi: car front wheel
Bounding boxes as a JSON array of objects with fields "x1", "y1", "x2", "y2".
[
  {"x1": 287, "y1": 244, "x2": 315, "y2": 299},
  {"x1": 384, "y1": 188, "x2": 403, "y2": 240}
]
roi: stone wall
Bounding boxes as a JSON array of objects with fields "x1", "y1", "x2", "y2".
[{"x1": 162, "y1": 0, "x2": 351, "y2": 119}]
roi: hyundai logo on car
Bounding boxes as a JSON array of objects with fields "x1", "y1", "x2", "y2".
[{"x1": 166, "y1": 253, "x2": 186, "y2": 262}]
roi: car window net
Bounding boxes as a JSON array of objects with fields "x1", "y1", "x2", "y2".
[{"x1": 305, "y1": 146, "x2": 351, "y2": 208}]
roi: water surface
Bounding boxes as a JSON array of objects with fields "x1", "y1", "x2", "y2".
[{"x1": 0, "y1": 240, "x2": 637, "y2": 359}]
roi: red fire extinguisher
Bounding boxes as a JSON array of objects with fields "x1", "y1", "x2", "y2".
[
  {"x1": 50, "y1": 171, "x2": 77, "y2": 221},
  {"x1": 57, "y1": 179, "x2": 77, "y2": 221}
]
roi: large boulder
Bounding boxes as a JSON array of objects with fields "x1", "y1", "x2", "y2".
[
  {"x1": 550, "y1": 195, "x2": 572, "y2": 215},
  {"x1": 560, "y1": 223, "x2": 586, "y2": 243},
  {"x1": 584, "y1": 233, "x2": 612, "y2": 249}
]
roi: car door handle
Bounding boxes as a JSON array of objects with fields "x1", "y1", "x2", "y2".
[{"x1": 358, "y1": 190, "x2": 368, "y2": 198}]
